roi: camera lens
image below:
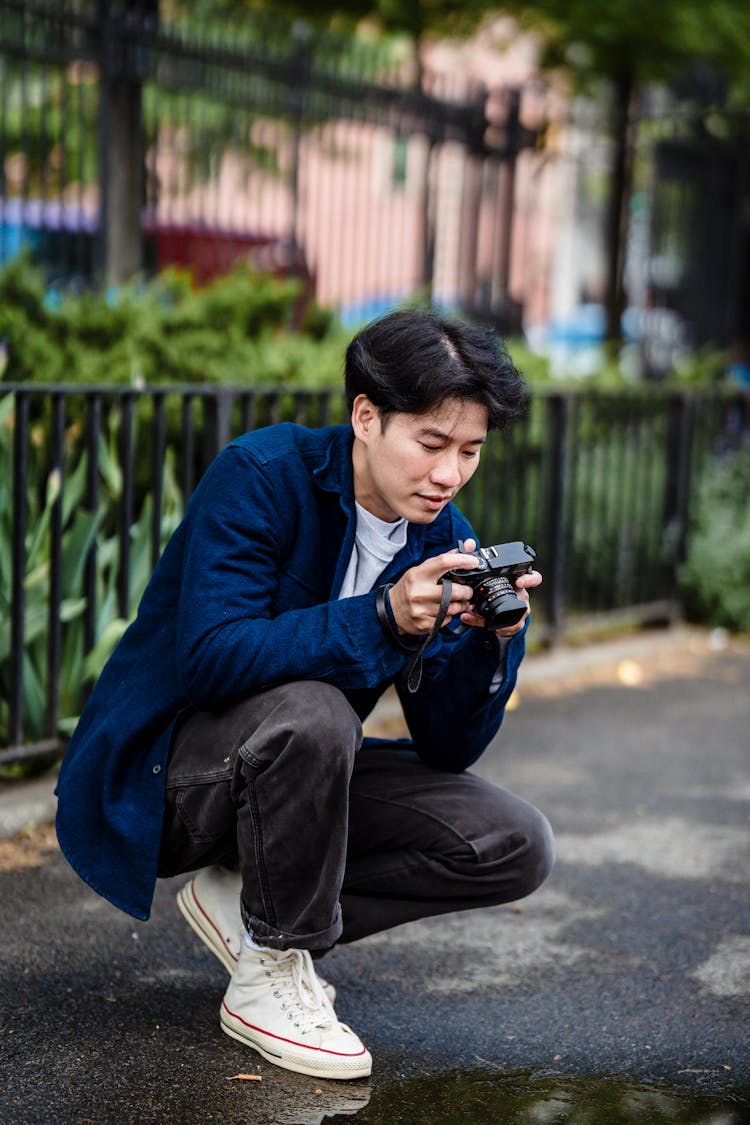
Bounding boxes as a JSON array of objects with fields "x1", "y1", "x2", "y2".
[{"x1": 473, "y1": 576, "x2": 527, "y2": 629}]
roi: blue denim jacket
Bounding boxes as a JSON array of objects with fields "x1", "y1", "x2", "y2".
[{"x1": 56, "y1": 423, "x2": 527, "y2": 920}]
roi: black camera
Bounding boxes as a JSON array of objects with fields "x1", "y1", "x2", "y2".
[{"x1": 442, "y1": 540, "x2": 537, "y2": 629}]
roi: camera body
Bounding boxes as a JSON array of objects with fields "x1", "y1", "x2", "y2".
[{"x1": 442, "y1": 540, "x2": 537, "y2": 630}]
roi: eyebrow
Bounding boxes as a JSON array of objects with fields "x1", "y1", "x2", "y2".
[{"x1": 418, "y1": 426, "x2": 487, "y2": 445}]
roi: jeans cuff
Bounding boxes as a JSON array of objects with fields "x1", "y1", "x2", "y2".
[{"x1": 241, "y1": 903, "x2": 343, "y2": 952}]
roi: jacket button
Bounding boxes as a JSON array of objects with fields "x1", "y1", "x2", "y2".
[
  {"x1": 152, "y1": 764, "x2": 162, "y2": 775},
  {"x1": 483, "y1": 639, "x2": 493, "y2": 651}
]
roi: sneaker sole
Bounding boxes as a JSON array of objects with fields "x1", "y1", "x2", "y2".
[
  {"x1": 176, "y1": 879, "x2": 238, "y2": 975},
  {"x1": 219, "y1": 1005, "x2": 372, "y2": 1081}
]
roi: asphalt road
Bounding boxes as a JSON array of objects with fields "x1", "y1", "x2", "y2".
[{"x1": 1, "y1": 627, "x2": 749, "y2": 1123}]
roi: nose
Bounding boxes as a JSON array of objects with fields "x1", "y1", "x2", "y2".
[{"x1": 429, "y1": 450, "x2": 462, "y2": 489}]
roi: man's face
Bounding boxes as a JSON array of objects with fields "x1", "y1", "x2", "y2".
[{"x1": 351, "y1": 395, "x2": 488, "y2": 523}]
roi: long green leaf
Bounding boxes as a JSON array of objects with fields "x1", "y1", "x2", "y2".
[
  {"x1": 82, "y1": 617, "x2": 130, "y2": 680},
  {"x1": 61, "y1": 508, "x2": 106, "y2": 596},
  {"x1": 61, "y1": 448, "x2": 90, "y2": 527},
  {"x1": 22, "y1": 650, "x2": 47, "y2": 740}
]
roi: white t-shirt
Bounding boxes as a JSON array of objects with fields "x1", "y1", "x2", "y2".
[{"x1": 337, "y1": 502, "x2": 408, "y2": 600}]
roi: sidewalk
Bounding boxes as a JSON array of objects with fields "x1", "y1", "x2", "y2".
[{"x1": 1, "y1": 623, "x2": 749, "y2": 1123}]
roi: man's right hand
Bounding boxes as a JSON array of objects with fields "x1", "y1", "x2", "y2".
[{"x1": 387, "y1": 540, "x2": 480, "y2": 635}]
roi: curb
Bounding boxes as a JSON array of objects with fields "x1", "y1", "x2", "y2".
[{"x1": 0, "y1": 771, "x2": 58, "y2": 840}]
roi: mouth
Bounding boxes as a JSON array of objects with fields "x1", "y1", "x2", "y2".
[{"x1": 418, "y1": 493, "x2": 453, "y2": 508}]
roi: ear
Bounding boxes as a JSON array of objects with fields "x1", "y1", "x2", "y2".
[{"x1": 350, "y1": 394, "x2": 381, "y2": 442}]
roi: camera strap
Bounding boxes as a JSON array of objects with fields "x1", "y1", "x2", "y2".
[{"x1": 376, "y1": 580, "x2": 454, "y2": 694}]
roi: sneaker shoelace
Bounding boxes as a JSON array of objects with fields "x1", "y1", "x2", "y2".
[{"x1": 262, "y1": 948, "x2": 337, "y2": 1036}]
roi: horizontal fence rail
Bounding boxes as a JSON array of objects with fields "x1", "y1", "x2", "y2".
[{"x1": 1, "y1": 383, "x2": 749, "y2": 768}]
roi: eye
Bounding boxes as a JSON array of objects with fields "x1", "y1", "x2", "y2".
[
  {"x1": 462, "y1": 449, "x2": 480, "y2": 459},
  {"x1": 419, "y1": 442, "x2": 442, "y2": 452}
]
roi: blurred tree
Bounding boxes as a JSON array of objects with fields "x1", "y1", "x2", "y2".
[{"x1": 496, "y1": 0, "x2": 750, "y2": 341}]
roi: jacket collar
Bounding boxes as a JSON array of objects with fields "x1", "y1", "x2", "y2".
[{"x1": 313, "y1": 425, "x2": 357, "y2": 512}]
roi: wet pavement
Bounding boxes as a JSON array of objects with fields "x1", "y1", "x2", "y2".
[{"x1": 1, "y1": 626, "x2": 749, "y2": 1123}]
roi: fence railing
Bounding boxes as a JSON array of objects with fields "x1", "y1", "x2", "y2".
[{"x1": 2, "y1": 382, "x2": 748, "y2": 767}]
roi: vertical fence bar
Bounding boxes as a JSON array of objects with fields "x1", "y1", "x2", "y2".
[
  {"x1": 241, "y1": 391, "x2": 256, "y2": 433},
  {"x1": 151, "y1": 391, "x2": 166, "y2": 569},
  {"x1": 10, "y1": 391, "x2": 29, "y2": 747},
  {"x1": 202, "y1": 389, "x2": 233, "y2": 467},
  {"x1": 83, "y1": 391, "x2": 101, "y2": 655},
  {"x1": 118, "y1": 392, "x2": 135, "y2": 620},
  {"x1": 662, "y1": 391, "x2": 693, "y2": 603},
  {"x1": 181, "y1": 393, "x2": 195, "y2": 501},
  {"x1": 542, "y1": 393, "x2": 567, "y2": 640},
  {"x1": 46, "y1": 392, "x2": 65, "y2": 738},
  {"x1": 562, "y1": 396, "x2": 580, "y2": 616}
]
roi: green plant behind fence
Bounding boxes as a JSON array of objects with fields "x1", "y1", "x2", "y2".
[
  {"x1": 0, "y1": 395, "x2": 184, "y2": 759},
  {"x1": 679, "y1": 446, "x2": 750, "y2": 632}
]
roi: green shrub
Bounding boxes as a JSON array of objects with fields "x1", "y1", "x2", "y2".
[
  {"x1": 0, "y1": 255, "x2": 345, "y2": 388},
  {"x1": 679, "y1": 447, "x2": 750, "y2": 632}
]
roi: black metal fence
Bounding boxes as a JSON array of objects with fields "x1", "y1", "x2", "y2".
[
  {"x1": 3, "y1": 382, "x2": 749, "y2": 768},
  {"x1": 0, "y1": 0, "x2": 537, "y2": 327}
]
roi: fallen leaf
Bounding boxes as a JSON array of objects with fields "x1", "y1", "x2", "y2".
[
  {"x1": 314, "y1": 1089, "x2": 323, "y2": 1095},
  {"x1": 473, "y1": 1053, "x2": 505, "y2": 1071},
  {"x1": 227, "y1": 1074, "x2": 262, "y2": 1082},
  {"x1": 722, "y1": 1065, "x2": 732, "y2": 1071}
]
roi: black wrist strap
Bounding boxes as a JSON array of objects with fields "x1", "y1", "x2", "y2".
[
  {"x1": 375, "y1": 584, "x2": 422, "y2": 651},
  {"x1": 376, "y1": 580, "x2": 454, "y2": 694}
]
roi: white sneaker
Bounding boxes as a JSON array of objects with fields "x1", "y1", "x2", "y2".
[
  {"x1": 176, "y1": 867, "x2": 336, "y2": 1003},
  {"x1": 220, "y1": 945, "x2": 372, "y2": 1080},
  {"x1": 177, "y1": 866, "x2": 244, "y2": 974}
]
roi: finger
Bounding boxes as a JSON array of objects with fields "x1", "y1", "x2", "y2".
[
  {"x1": 458, "y1": 610, "x2": 486, "y2": 629},
  {"x1": 443, "y1": 581, "x2": 474, "y2": 600},
  {"x1": 416, "y1": 553, "x2": 479, "y2": 583},
  {"x1": 496, "y1": 620, "x2": 527, "y2": 637},
  {"x1": 514, "y1": 570, "x2": 542, "y2": 590}
]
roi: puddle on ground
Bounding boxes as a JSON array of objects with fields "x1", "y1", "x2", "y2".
[{"x1": 307, "y1": 1069, "x2": 750, "y2": 1125}]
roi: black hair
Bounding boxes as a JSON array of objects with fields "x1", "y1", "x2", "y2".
[{"x1": 344, "y1": 308, "x2": 528, "y2": 430}]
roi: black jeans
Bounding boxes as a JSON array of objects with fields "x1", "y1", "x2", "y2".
[{"x1": 158, "y1": 681, "x2": 554, "y2": 952}]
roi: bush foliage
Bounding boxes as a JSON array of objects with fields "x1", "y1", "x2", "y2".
[
  {"x1": 679, "y1": 447, "x2": 750, "y2": 632},
  {"x1": 0, "y1": 254, "x2": 350, "y2": 388}
]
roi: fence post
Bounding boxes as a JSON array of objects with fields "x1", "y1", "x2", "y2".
[
  {"x1": 10, "y1": 391, "x2": 29, "y2": 747},
  {"x1": 662, "y1": 391, "x2": 693, "y2": 603},
  {"x1": 97, "y1": 0, "x2": 157, "y2": 286},
  {"x1": 457, "y1": 92, "x2": 489, "y2": 317},
  {"x1": 493, "y1": 88, "x2": 522, "y2": 332},
  {"x1": 542, "y1": 393, "x2": 567, "y2": 643},
  {"x1": 45, "y1": 393, "x2": 65, "y2": 739},
  {"x1": 203, "y1": 390, "x2": 234, "y2": 467}
]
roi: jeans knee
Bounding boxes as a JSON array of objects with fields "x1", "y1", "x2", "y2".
[
  {"x1": 248, "y1": 681, "x2": 362, "y2": 777},
  {"x1": 514, "y1": 805, "x2": 555, "y2": 897},
  {"x1": 282, "y1": 681, "x2": 362, "y2": 751},
  {"x1": 465, "y1": 789, "x2": 554, "y2": 903}
]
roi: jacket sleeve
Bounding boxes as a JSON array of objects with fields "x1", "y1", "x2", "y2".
[
  {"x1": 174, "y1": 446, "x2": 404, "y2": 707},
  {"x1": 397, "y1": 620, "x2": 527, "y2": 772}
]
